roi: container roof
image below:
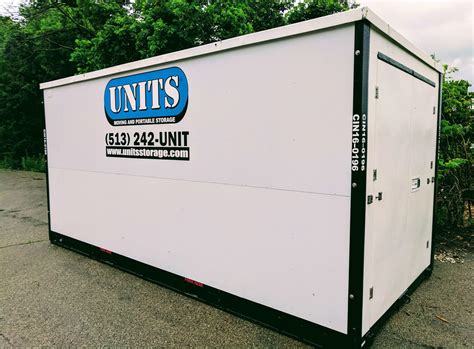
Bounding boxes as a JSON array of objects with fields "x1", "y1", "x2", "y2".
[{"x1": 40, "y1": 7, "x2": 443, "y2": 90}]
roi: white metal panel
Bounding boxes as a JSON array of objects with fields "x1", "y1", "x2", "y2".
[
  {"x1": 44, "y1": 25, "x2": 354, "y2": 197},
  {"x1": 362, "y1": 29, "x2": 438, "y2": 334},
  {"x1": 48, "y1": 168, "x2": 351, "y2": 333},
  {"x1": 44, "y1": 25, "x2": 355, "y2": 333}
]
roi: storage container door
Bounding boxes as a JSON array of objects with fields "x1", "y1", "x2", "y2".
[{"x1": 364, "y1": 56, "x2": 438, "y2": 330}]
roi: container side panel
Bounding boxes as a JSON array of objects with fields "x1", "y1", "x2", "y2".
[
  {"x1": 44, "y1": 26, "x2": 354, "y2": 197},
  {"x1": 44, "y1": 25, "x2": 355, "y2": 334},
  {"x1": 362, "y1": 29, "x2": 439, "y2": 335},
  {"x1": 49, "y1": 168, "x2": 351, "y2": 333}
]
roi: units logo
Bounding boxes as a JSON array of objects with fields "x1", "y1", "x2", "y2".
[{"x1": 104, "y1": 67, "x2": 188, "y2": 126}]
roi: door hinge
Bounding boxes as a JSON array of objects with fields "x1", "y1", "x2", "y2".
[
  {"x1": 369, "y1": 287, "x2": 374, "y2": 299},
  {"x1": 367, "y1": 195, "x2": 373, "y2": 204},
  {"x1": 375, "y1": 86, "x2": 379, "y2": 99}
]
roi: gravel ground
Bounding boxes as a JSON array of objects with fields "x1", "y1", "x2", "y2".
[{"x1": 0, "y1": 169, "x2": 472, "y2": 348}]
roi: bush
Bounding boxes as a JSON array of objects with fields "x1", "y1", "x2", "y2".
[
  {"x1": 20, "y1": 154, "x2": 46, "y2": 172},
  {"x1": 436, "y1": 67, "x2": 473, "y2": 228}
]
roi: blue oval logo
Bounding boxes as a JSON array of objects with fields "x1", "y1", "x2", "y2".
[{"x1": 104, "y1": 67, "x2": 188, "y2": 126}]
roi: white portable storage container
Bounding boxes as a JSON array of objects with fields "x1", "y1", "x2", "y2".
[{"x1": 41, "y1": 7, "x2": 442, "y2": 347}]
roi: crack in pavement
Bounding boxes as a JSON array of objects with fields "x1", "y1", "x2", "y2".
[
  {"x1": 18, "y1": 216, "x2": 48, "y2": 226},
  {"x1": 0, "y1": 205, "x2": 44, "y2": 213},
  {"x1": 0, "y1": 211, "x2": 48, "y2": 226},
  {"x1": 0, "y1": 239, "x2": 48, "y2": 250}
]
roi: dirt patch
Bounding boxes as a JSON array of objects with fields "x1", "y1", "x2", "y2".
[{"x1": 435, "y1": 227, "x2": 473, "y2": 264}]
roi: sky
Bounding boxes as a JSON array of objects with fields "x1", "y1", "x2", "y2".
[
  {"x1": 358, "y1": 0, "x2": 473, "y2": 86},
  {"x1": 1, "y1": 0, "x2": 472, "y2": 86}
]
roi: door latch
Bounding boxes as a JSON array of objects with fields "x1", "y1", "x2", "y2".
[{"x1": 368, "y1": 193, "x2": 382, "y2": 204}]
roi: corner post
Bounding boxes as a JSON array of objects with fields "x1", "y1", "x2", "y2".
[
  {"x1": 42, "y1": 92, "x2": 53, "y2": 241},
  {"x1": 348, "y1": 20, "x2": 371, "y2": 347}
]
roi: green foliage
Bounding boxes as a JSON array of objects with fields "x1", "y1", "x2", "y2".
[
  {"x1": 21, "y1": 154, "x2": 46, "y2": 172},
  {"x1": 0, "y1": 0, "x2": 128, "y2": 170},
  {"x1": 0, "y1": 153, "x2": 15, "y2": 169},
  {"x1": 71, "y1": 0, "x2": 348, "y2": 73},
  {"x1": 0, "y1": 153, "x2": 45, "y2": 171},
  {"x1": 436, "y1": 67, "x2": 473, "y2": 228},
  {"x1": 71, "y1": 13, "x2": 140, "y2": 72},
  {"x1": 287, "y1": 0, "x2": 355, "y2": 23}
]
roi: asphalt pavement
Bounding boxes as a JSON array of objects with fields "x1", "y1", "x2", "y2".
[{"x1": 0, "y1": 169, "x2": 472, "y2": 347}]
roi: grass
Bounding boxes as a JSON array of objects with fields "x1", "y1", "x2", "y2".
[
  {"x1": 21, "y1": 155, "x2": 46, "y2": 172},
  {"x1": 0, "y1": 154, "x2": 46, "y2": 172}
]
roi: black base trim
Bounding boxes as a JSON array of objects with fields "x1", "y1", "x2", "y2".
[
  {"x1": 49, "y1": 231, "x2": 350, "y2": 348},
  {"x1": 49, "y1": 231, "x2": 432, "y2": 348}
]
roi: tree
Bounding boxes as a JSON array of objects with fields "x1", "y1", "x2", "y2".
[
  {"x1": 287, "y1": 0, "x2": 354, "y2": 23},
  {"x1": 437, "y1": 66, "x2": 473, "y2": 227},
  {"x1": 0, "y1": 0, "x2": 128, "y2": 167},
  {"x1": 71, "y1": 0, "x2": 351, "y2": 73}
]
